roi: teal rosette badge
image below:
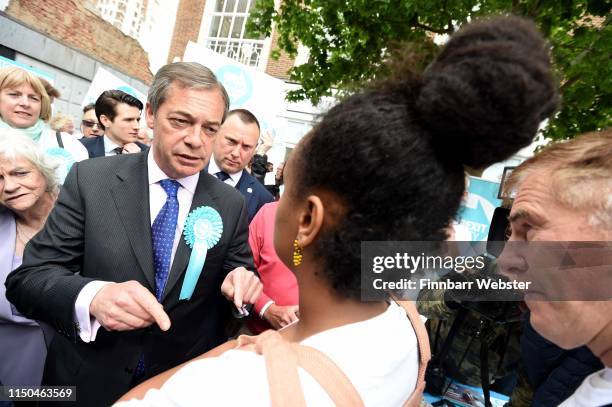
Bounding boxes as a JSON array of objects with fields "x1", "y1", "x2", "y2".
[
  {"x1": 45, "y1": 147, "x2": 75, "y2": 184},
  {"x1": 180, "y1": 206, "x2": 223, "y2": 300}
]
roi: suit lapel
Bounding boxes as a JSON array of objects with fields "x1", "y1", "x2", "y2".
[
  {"x1": 236, "y1": 171, "x2": 254, "y2": 205},
  {"x1": 161, "y1": 173, "x2": 219, "y2": 302},
  {"x1": 110, "y1": 153, "x2": 155, "y2": 290},
  {"x1": 94, "y1": 137, "x2": 105, "y2": 158}
]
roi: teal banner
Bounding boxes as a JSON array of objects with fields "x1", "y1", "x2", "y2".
[
  {"x1": 456, "y1": 177, "x2": 502, "y2": 241},
  {"x1": 0, "y1": 56, "x2": 55, "y2": 83}
]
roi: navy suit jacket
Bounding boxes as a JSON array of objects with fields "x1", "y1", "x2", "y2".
[
  {"x1": 80, "y1": 136, "x2": 148, "y2": 158},
  {"x1": 235, "y1": 170, "x2": 275, "y2": 222}
]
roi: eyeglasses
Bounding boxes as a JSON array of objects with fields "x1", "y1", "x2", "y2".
[{"x1": 82, "y1": 120, "x2": 101, "y2": 129}]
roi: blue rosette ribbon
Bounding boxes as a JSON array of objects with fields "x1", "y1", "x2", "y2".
[{"x1": 179, "y1": 206, "x2": 223, "y2": 300}]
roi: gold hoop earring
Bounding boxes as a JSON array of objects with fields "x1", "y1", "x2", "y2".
[{"x1": 292, "y1": 239, "x2": 303, "y2": 266}]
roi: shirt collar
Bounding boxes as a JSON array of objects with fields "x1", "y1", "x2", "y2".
[
  {"x1": 103, "y1": 135, "x2": 120, "y2": 154},
  {"x1": 147, "y1": 149, "x2": 199, "y2": 194},
  {"x1": 208, "y1": 155, "x2": 243, "y2": 184}
]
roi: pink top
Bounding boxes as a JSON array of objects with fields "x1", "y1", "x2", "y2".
[{"x1": 247, "y1": 202, "x2": 299, "y2": 334}]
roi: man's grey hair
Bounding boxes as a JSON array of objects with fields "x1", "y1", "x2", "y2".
[
  {"x1": 0, "y1": 130, "x2": 60, "y2": 193},
  {"x1": 507, "y1": 129, "x2": 612, "y2": 230},
  {"x1": 147, "y1": 62, "x2": 230, "y2": 120}
]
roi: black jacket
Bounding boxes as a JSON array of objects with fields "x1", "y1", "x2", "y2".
[{"x1": 522, "y1": 316, "x2": 603, "y2": 406}]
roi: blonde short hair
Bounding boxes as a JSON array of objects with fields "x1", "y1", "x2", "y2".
[
  {"x1": 0, "y1": 67, "x2": 52, "y2": 121},
  {"x1": 508, "y1": 129, "x2": 612, "y2": 229},
  {"x1": 49, "y1": 113, "x2": 74, "y2": 132}
]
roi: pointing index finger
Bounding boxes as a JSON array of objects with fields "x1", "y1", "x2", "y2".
[
  {"x1": 232, "y1": 271, "x2": 244, "y2": 310},
  {"x1": 135, "y1": 288, "x2": 171, "y2": 331}
]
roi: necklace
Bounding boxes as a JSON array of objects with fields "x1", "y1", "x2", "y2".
[{"x1": 16, "y1": 223, "x2": 36, "y2": 246}]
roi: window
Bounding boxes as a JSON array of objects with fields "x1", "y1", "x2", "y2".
[{"x1": 203, "y1": 0, "x2": 267, "y2": 68}]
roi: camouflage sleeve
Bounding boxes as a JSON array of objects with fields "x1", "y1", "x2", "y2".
[
  {"x1": 417, "y1": 288, "x2": 458, "y2": 320},
  {"x1": 506, "y1": 365, "x2": 533, "y2": 407}
]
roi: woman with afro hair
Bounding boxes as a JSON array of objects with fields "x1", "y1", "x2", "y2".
[{"x1": 118, "y1": 15, "x2": 559, "y2": 406}]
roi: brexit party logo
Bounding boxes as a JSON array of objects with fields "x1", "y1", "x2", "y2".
[
  {"x1": 457, "y1": 177, "x2": 502, "y2": 241},
  {"x1": 216, "y1": 65, "x2": 253, "y2": 107}
]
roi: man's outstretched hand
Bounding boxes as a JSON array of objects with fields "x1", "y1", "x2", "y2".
[
  {"x1": 221, "y1": 267, "x2": 263, "y2": 312},
  {"x1": 90, "y1": 281, "x2": 171, "y2": 331}
]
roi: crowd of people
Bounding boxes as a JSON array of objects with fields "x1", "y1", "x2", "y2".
[{"x1": 0, "y1": 13, "x2": 610, "y2": 407}]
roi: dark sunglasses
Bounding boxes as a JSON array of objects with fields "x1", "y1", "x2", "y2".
[{"x1": 82, "y1": 120, "x2": 101, "y2": 129}]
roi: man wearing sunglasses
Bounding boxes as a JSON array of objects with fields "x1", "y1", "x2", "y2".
[{"x1": 80, "y1": 103, "x2": 103, "y2": 138}]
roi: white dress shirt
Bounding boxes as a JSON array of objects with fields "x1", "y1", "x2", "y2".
[
  {"x1": 103, "y1": 135, "x2": 122, "y2": 156},
  {"x1": 207, "y1": 156, "x2": 243, "y2": 188},
  {"x1": 74, "y1": 150, "x2": 200, "y2": 342}
]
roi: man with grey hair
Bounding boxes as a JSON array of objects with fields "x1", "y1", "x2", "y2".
[
  {"x1": 7, "y1": 62, "x2": 262, "y2": 406},
  {"x1": 499, "y1": 130, "x2": 612, "y2": 406}
]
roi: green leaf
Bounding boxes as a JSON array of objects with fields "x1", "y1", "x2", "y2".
[{"x1": 247, "y1": 0, "x2": 612, "y2": 139}]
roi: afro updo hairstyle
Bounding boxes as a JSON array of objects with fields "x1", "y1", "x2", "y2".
[{"x1": 290, "y1": 16, "x2": 559, "y2": 299}]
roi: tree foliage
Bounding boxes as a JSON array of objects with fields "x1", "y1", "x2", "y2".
[{"x1": 248, "y1": 0, "x2": 611, "y2": 140}]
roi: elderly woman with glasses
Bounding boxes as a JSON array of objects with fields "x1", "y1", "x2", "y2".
[
  {"x1": 0, "y1": 131, "x2": 59, "y2": 386},
  {"x1": 0, "y1": 67, "x2": 88, "y2": 182}
]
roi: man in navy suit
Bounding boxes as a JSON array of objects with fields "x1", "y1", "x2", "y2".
[
  {"x1": 80, "y1": 90, "x2": 148, "y2": 158},
  {"x1": 208, "y1": 109, "x2": 274, "y2": 222}
]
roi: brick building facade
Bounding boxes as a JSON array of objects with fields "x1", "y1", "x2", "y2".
[
  {"x1": 5, "y1": 0, "x2": 152, "y2": 83},
  {"x1": 264, "y1": 28, "x2": 294, "y2": 80},
  {"x1": 168, "y1": 0, "x2": 295, "y2": 80},
  {"x1": 167, "y1": 0, "x2": 206, "y2": 66}
]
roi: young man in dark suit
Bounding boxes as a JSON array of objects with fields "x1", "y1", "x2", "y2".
[
  {"x1": 208, "y1": 109, "x2": 274, "y2": 222},
  {"x1": 6, "y1": 62, "x2": 262, "y2": 406},
  {"x1": 80, "y1": 90, "x2": 148, "y2": 158}
]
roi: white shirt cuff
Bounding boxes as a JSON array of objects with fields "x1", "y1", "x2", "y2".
[
  {"x1": 74, "y1": 281, "x2": 112, "y2": 343},
  {"x1": 259, "y1": 300, "x2": 275, "y2": 318}
]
